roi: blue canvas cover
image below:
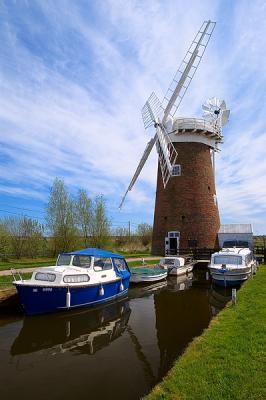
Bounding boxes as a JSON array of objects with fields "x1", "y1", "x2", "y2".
[{"x1": 63, "y1": 248, "x2": 124, "y2": 259}]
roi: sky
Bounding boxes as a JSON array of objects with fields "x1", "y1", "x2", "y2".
[{"x1": 0, "y1": 0, "x2": 266, "y2": 234}]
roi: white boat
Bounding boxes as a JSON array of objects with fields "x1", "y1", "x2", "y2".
[
  {"x1": 130, "y1": 267, "x2": 168, "y2": 283},
  {"x1": 208, "y1": 247, "x2": 257, "y2": 287},
  {"x1": 13, "y1": 248, "x2": 131, "y2": 315},
  {"x1": 158, "y1": 256, "x2": 195, "y2": 276}
]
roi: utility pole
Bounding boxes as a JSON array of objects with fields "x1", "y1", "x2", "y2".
[{"x1": 128, "y1": 221, "x2": 131, "y2": 240}]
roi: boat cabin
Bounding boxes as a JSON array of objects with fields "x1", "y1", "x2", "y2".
[
  {"x1": 29, "y1": 248, "x2": 130, "y2": 287},
  {"x1": 210, "y1": 247, "x2": 254, "y2": 268}
]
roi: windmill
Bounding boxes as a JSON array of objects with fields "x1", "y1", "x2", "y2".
[{"x1": 120, "y1": 20, "x2": 230, "y2": 255}]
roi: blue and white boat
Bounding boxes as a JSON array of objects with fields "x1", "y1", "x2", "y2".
[
  {"x1": 13, "y1": 248, "x2": 131, "y2": 315},
  {"x1": 208, "y1": 247, "x2": 257, "y2": 287}
]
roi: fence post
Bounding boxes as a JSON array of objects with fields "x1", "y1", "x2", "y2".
[{"x1": 232, "y1": 288, "x2": 237, "y2": 305}]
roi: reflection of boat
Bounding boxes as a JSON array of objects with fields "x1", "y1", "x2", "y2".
[
  {"x1": 129, "y1": 280, "x2": 167, "y2": 299},
  {"x1": 11, "y1": 298, "x2": 131, "y2": 356},
  {"x1": 158, "y1": 256, "x2": 195, "y2": 276},
  {"x1": 13, "y1": 248, "x2": 131, "y2": 315},
  {"x1": 130, "y1": 268, "x2": 167, "y2": 283},
  {"x1": 167, "y1": 273, "x2": 193, "y2": 291},
  {"x1": 209, "y1": 286, "x2": 232, "y2": 316},
  {"x1": 208, "y1": 247, "x2": 256, "y2": 286}
]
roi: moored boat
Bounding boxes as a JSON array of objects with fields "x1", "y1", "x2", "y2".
[
  {"x1": 13, "y1": 248, "x2": 131, "y2": 315},
  {"x1": 129, "y1": 267, "x2": 168, "y2": 283},
  {"x1": 158, "y1": 256, "x2": 195, "y2": 276},
  {"x1": 208, "y1": 247, "x2": 257, "y2": 287}
]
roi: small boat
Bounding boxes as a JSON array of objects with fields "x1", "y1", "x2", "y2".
[
  {"x1": 130, "y1": 267, "x2": 168, "y2": 283},
  {"x1": 158, "y1": 256, "x2": 195, "y2": 276},
  {"x1": 13, "y1": 248, "x2": 131, "y2": 315},
  {"x1": 208, "y1": 247, "x2": 257, "y2": 287}
]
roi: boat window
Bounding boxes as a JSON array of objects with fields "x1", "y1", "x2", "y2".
[
  {"x1": 214, "y1": 256, "x2": 242, "y2": 265},
  {"x1": 57, "y1": 254, "x2": 72, "y2": 266},
  {"x1": 163, "y1": 259, "x2": 175, "y2": 266},
  {"x1": 114, "y1": 258, "x2": 127, "y2": 271},
  {"x1": 223, "y1": 240, "x2": 249, "y2": 248},
  {"x1": 63, "y1": 274, "x2": 89, "y2": 283},
  {"x1": 35, "y1": 272, "x2": 56, "y2": 282},
  {"x1": 72, "y1": 256, "x2": 92, "y2": 268},
  {"x1": 94, "y1": 257, "x2": 113, "y2": 271}
]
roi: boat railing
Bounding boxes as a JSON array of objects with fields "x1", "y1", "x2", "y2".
[{"x1": 10, "y1": 269, "x2": 23, "y2": 282}]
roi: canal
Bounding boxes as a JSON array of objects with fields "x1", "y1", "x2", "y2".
[{"x1": 0, "y1": 270, "x2": 231, "y2": 400}]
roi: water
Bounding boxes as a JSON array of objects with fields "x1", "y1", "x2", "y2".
[{"x1": 0, "y1": 271, "x2": 231, "y2": 400}]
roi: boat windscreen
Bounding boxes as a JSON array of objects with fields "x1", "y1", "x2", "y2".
[
  {"x1": 72, "y1": 256, "x2": 92, "y2": 268},
  {"x1": 163, "y1": 259, "x2": 175, "y2": 266},
  {"x1": 214, "y1": 255, "x2": 242, "y2": 265},
  {"x1": 57, "y1": 254, "x2": 72, "y2": 266}
]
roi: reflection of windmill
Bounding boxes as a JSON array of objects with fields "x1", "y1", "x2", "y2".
[{"x1": 120, "y1": 20, "x2": 230, "y2": 255}]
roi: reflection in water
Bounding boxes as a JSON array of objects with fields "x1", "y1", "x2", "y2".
[
  {"x1": 154, "y1": 273, "x2": 212, "y2": 378},
  {"x1": 209, "y1": 286, "x2": 232, "y2": 316},
  {"x1": 11, "y1": 298, "x2": 131, "y2": 356},
  {"x1": 0, "y1": 271, "x2": 227, "y2": 400}
]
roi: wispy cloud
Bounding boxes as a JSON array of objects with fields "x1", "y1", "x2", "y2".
[{"x1": 0, "y1": 0, "x2": 265, "y2": 232}]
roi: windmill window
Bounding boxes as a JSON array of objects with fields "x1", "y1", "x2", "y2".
[
  {"x1": 181, "y1": 215, "x2": 185, "y2": 222},
  {"x1": 208, "y1": 186, "x2": 211, "y2": 192},
  {"x1": 172, "y1": 165, "x2": 181, "y2": 176}
]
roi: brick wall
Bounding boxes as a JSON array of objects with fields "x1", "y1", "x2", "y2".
[{"x1": 151, "y1": 142, "x2": 220, "y2": 255}]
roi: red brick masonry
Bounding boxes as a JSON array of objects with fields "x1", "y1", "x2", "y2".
[{"x1": 152, "y1": 142, "x2": 220, "y2": 255}]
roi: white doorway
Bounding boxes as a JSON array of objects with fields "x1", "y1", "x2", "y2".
[{"x1": 165, "y1": 231, "x2": 180, "y2": 255}]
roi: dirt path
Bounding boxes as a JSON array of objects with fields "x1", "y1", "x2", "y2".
[{"x1": 0, "y1": 256, "x2": 161, "y2": 276}]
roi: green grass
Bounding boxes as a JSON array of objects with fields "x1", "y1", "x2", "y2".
[
  {"x1": 146, "y1": 265, "x2": 266, "y2": 400},
  {"x1": 0, "y1": 257, "x2": 56, "y2": 271},
  {"x1": 0, "y1": 254, "x2": 159, "y2": 271},
  {"x1": 0, "y1": 272, "x2": 32, "y2": 286},
  {"x1": 127, "y1": 260, "x2": 158, "y2": 268}
]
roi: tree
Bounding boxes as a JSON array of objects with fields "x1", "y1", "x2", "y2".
[
  {"x1": 0, "y1": 221, "x2": 11, "y2": 259},
  {"x1": 114, "y1": 227, "x2": 130, "y2": 247},
  {"x1": 4, "y1": 216, "x2": 44, "y2": 258},
  {"x1": 137, "y1": 223, "x2": 153, "y2": 247},
  {"x1": 75, "y1": 189, "x2": 93, "y2": 247},
  {"x1": 21, "y1": 218, "x2": 44, "y2": 258},
  {"x1": 91, "y1": 195, "x2": 110, "y2": 248},
  {"x1": 46, "y1": 178, "x2": 77, "y2": 254}
]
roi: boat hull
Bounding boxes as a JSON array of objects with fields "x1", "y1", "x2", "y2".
[
  {"x1": 130, "y1": 269, "x2": 167, "y2": 283},
  {"x1": 14, "y1": 278, "x2": 130, "y2": 316},
  {"x1": 168, "y1": 265, "x2": 194, "y2": 276},
  {"x1": 209, "y1": 268, "x2": 252, "y2": 287}
]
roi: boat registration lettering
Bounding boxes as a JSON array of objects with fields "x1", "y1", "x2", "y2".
[
  {"x1": 33, "y1": 288, "x2": 38, "y2": 293},
  {"x1": 42, "y1": 288, "x2": 53, "y2": 292}
]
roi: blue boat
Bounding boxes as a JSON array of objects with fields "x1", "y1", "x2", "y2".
[{"x1": 13, "y1": 248, "x2": 131, "y2": 315}]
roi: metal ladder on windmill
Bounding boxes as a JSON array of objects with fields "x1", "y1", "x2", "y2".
[{"x1": 119, "y1": 20, "x2": 216, "y2": 209}]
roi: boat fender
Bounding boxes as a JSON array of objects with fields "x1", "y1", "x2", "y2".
[
  {"x1": 120, "y1": 280, "x2": 124, "y2": 291},
  {"x1": 99, "y1": 285, "x2": 104, "y2": 296},
  {"x1": 66, "y1": 288, "x2": 71, "y2": 308}
]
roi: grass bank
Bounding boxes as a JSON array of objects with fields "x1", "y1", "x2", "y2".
[
  {"x1": 0, "y1": 253, "x2": 157, "y2": 272},
  {"x1": 146, "y1": 265, "x2": 266, "y2": 400}
]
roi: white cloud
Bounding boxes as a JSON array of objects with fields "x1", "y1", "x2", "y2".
[{"x1": 0, "y1": 0, "x2": 265, "y2": 232}]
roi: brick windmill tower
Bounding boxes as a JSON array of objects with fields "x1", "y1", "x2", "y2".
[{"x1": 119, "y1": 20, "x2": 230, "y2": 255}]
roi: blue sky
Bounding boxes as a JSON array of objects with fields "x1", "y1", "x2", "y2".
[{"x1": 0, "y1": 0, "x2": 266, "y2": 234}]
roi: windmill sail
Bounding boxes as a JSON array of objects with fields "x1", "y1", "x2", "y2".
[
  {"x1": 162, "y1": 20, "x2": 216, "y2": 122},
  {"x1": 119, "y1": 20, "x2": 216, "y2": 208},
  {"x1": 119, "y1": 136, "x2": 156, "y2": 209},
  {"x1": 155, "y1": 124, "x2": 178, "y2": 187}
]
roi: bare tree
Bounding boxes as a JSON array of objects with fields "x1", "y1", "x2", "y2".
[
  {"x1": 114, "y1": 227, "x2": 130, "y2": 247},
  {"x1": 91, "y1": 195, "x2": 110, "y2": 248},
  {"x1": 46, "y1": 178, "x2": 77, "y2": 254},
  {"x1": 4, "y1": 216, "x2": 44, "y2": 258},
  {"x1": 75, "y1": 189, "x2": 93, "y2": 247},
  {"x1": 0, "y1": 221, "x2": 11, "y2": 259},
  {"x1": 137, "y1": 223, "x2": 153, "y2": 247}
]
